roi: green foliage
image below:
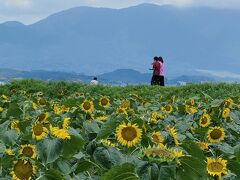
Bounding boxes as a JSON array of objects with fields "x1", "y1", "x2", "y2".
[{"x1": 0, "y1": 80, "x2": 240, "y2": 179}]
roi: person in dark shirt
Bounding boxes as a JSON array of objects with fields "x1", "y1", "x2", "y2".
[{"x1": 150, "y1": 56, "x2": 160, "y2": 85}]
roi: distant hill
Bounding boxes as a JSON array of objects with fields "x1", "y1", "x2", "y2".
[
  {"x1": 0, "y1": 4, "x2": 240, "y2": 76},
  {"x1": 0, "y1": 68, "x2": 232, "y2": 85}
]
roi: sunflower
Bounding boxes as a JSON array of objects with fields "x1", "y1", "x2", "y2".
[
  {"x1": 190, "y1": 98, "x2": 195, "y2": 106},
  {"x1": 163, "y1": 104, "x2": 173, "y2": 113},
  {"x1": 206, "y1": 157, "x2": 227, "y2": 177},
  {"x1": 159, "y1": 96, "x2": 163, "y2": 101},
  {"x1": 116, "y1": 107, "x2": 127, "y2": 115},
  {"x1": 37, "y1": 98, "x2": 46, "y2": 106},
  {"x1": 142, "y1": 146, "x2": 179, "y2": 162},
  {"x1": 95, "y1": 115, "x2": 108, "y2": 121},
  {"x1": 31, "y1": 123, "x2": 47, "y2": 140},
  {"x1": 75, "y1": 92, "x2": 83, "y2": 97},
  {"x1": 207, "y1": 127, "x2": 225, "y2": 143},
  {"x1": 151, "y1": 131, "x2": 164, "y2": 145},
  {"x1": 169, "y1": 127, "x2": 180, "y2": 146},
  {"x1": 19, "y1": 145, "x2": 37, "y2": 159},
  {"x1": 224, "y1": 98, "x2": 233, "y2": 109},
  {"x1": 10, "y1": 120, "x2": 20, "y2": 133},
  {"x1": 199, "y1": 113, "x2": 211, "y2": 127},
  {"x1": 32, "y1": 103, "x2": 37, "y2": 110},
  {"x1": 1, "y1": 94, "x2": 8, "y2": 99},
  {"x1": 36, "y1": 91, "x2": 43, "y2": 96},
  {"x1": 5, "y1": 148, "x2": 14, "y2": 156},
  {"x1": 150, "y1": 111, "x2": 157, "y2": 123},
  {"x1": 116, "y1": 122, "x2": 142, "y2": 148},
  {"x1": 53, "y1": 104, "x2": 61, "y2": 115},
  {"x1": 62, "y1": 117, "x2": 70, "y2": 129},
  {"x1": 222, "y1": 108, "x2": 230, "y2": 119},
  {"x1": 99, "y1": 96, "x2": 110, "y2": 108},
  {"x1": 101, "y1": 139, "x2": 116, "y2": 148},
  {"x1": 61, "y1": 105, "x2": 69, "y2": 113},
  {"x1": 120, "y1": 100, "x2": 130, "y2": 109},
  {"x1": 185, "y1": 105, "x2": 198, "y2": 114},
  {"x1": 81, "y1": 100, "x2": 94, "y2": 114},
  {"x1": 36, "y1": 112, "x2": 48, "y2": 123},
  {"x1": 50, "y1": 125, "x2": 70, "y2": 140},
  {"x1": 196, "y1": 141, "x2": 209, "y2": 150},
  {"x1": 10, "y1": 160, "x2": 36, "y2": 180}
]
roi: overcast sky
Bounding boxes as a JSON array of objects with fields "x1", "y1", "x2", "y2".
[{"x1": 0, "y1": 0, "x2": 240, "y2": 24}]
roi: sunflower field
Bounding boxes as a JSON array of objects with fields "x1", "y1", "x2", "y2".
[{"x1": 0, "y1": 80, "x2": 240, "y2": 180}]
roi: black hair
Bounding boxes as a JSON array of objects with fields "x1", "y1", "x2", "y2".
[
  {"x1": 154, "y1": 56, "x2": 158, "y2": 61},
  {"x1": 158, "y1": 56, "x2": 164, "y2": 63},
  {"x1": 93, "y1": 77, "x2": 97, "y2": 80}
]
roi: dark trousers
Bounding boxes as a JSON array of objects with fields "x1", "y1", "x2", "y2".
[{"x1": 151, "y1": 75, "x2": 165, "y2": 86}]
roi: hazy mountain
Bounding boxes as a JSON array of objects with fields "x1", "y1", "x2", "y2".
[
  {"x1": 0, "y1": 4, "x2": 240, "y2": 76},
  {"x1": 1, "y1": 68, "x2": 235, "y2": 85}
]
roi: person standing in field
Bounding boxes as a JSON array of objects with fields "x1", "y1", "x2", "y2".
[
  {"x1": 150, "y1": 56, "x2": 161, "y2": 85},
  {"x1": 90, "y1": 77, "x2": 98, "y2": 85},
  {"x1": 158, "y1": 56, "x2": 165, "y2": 86}
]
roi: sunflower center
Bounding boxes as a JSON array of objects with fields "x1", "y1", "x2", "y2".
[
  {"x1": 39, "y1": 98, "x2": 45, "y2": 105},
  {"x1": 118, "y1": 108, "x2": 125, "y2": 113},
  {"x1": 83, "y1": 102, "x2": 91, "y2": 110},
  {"x1": 33, "y1": 124, "x2": 44, "y2": 136},
  {"x1": 14, "y1": 160, "x2": 33, "y2": 180},
  {"x1": 22, "y1": 147, "x2": 34, "y2": 157},
  {"x1": 121, "y1": 127, "x2": 137, "y2": 141},
  {"x1": 12, "y1": 123, "x2": 18, "y2": 128},
  {"x1": 101, "y1": 98, "x2": 108, "y2": 106},
  {"x1": 38, "y1": 113, "x2": 47, "y2": 122},
  {"x1": 165, "y1": 106, "x2": 171, "y2": 111},
  {"x1": 152, "y1": 135, "x2": 161, "y2": 143},
  {"x1": 201, "y1": 116, "x2": 208, "y2": 124},
  {"x1": 208, "y1": 162, "x2": 224, "y2": 172},
  {"x1": 210, "y1": 129, "x2": 222, "y2": 140}
]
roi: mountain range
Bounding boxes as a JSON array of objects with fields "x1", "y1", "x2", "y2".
[
  {"x1": 0, "y1": 3, "x2": 240, "y2": 77},
  {"x1": 0, "y1": 68, "x2": 232, "y2": 86}
]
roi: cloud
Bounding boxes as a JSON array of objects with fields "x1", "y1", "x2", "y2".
[
  {"x1": 1, "y1": 0, "x2": 32, "y2": 8},
  {"x1": 196, "y1": 69, "x2": 240, "y2": 79}
]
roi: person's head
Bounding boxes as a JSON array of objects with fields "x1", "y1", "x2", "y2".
[
  {"x1": 93, "y1": 77, "x2": 97, "y2": 80},
  {"x1": 158, "y1": 56, "x2": 164, "y2": 63},
  {"x1": 153, "y1": 56, "x2": 158, "y2": 61}
]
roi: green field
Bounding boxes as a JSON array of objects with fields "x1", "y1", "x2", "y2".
[{"x1": 0, "y1": 80, "x2": 240, "y2": 179}]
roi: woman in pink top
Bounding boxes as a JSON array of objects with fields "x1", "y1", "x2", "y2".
[{"x1": 158, "y1": 56, "x2": 165, "y2": 86}]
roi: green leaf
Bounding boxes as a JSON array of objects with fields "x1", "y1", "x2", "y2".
[
  {"x1": 37, "y1": 169, "x2": 64, "y2": 180},
  {"x1": 228, "y1": 159, "x2": 240, "y2": 177},
  {"x1": 37, "y1": 138, "x2": 63, "y2": 164},
  {"x1": 62, "y1": 128, "x2": 85, "y2": 158},
  {"x1": 150, "y1": 163, "x2": 159, "y2": 180},
  {"x1": 1, "y1": 130, "x2": 19, "y2": 146},
  {"x1": 83, "y1": 121, "x2": 100, "y2": 134},
  {"x1": 159, "y1": 165, "x2": 176, "y2": 180},
  {"x1": 75, "y1": 160, "x2": 100, "y2": 174},
  {"x1": 57, "y1": 160, "x2": 72, "y2": 175},
  {"x1": 93, "y1": 147, "x2": 123, "y2": 169},
  {"x1": 100, "y1": 163, "x2": 138, "y2": 180},
  {"x1": 0, "y1": 142, "x2": 6, "y2": 154},
  {"x1": 6, "y1": 103, "x2": 22, "y2": 118},
  {"x1": 210, "y1": 99, "x2": 223, "y2": 107},
  {"x1": 181, "y1": 141, "x2": 205, "y2": 161},
  {"x1": 0, "y1": 121, "x2": 9, "y2": 132},
  {"x1": 177, "y1": 156, "x2": 207, "y2": 180},
  {"x1": 96, "y1": 118, "x2": 120, "y2": 140},
  {"x1": 73, "y1": 151, "x2": 85, "y2": 160}
]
